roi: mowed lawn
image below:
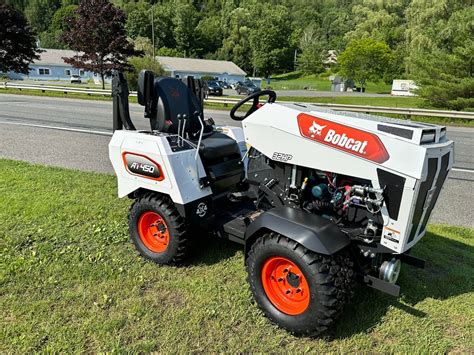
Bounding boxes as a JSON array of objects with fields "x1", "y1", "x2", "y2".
[{"x1": 0, "y1": 159, "x2": 473, "y2": 352}]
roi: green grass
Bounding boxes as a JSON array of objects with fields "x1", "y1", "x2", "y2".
[
  {"x1": 265, "y1": 71, "x2": 392, "y2": 94},
  {"x1": 0, "y1": 159, "x2": 473, "y2": 352}
]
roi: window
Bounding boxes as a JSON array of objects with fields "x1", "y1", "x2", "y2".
[
  {"x1": 38, "y1": 68, "x2": 50, "y2": 75},
  {"x1": 175, "y1": 74, "x2": 180, "y2": 78},
  {"x1": 79, "y1": 70, "x2": 85, "y2": 76},
  {"x1": 65, "y1": 69, "x2": 71, "y2": 76}
]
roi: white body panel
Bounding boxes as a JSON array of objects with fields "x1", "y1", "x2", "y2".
[
  {"x1": 109, "y1": 128, "x2": 246, "y2": 204},
  {"x1": 243, "y1": 103, "x2": 454, "y2": 253}
]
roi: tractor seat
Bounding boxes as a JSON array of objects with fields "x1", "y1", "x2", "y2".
[{"x1": 197, "y1": 132, "x2": 241, "y2": 161}]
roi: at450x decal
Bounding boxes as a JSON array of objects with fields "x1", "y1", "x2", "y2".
[
  {"x1": 122, "y1": 152, "x2": 164, "y2": 181},
  {"x1": 297, "y1": 113, "x2": 389, "y2": 163}
]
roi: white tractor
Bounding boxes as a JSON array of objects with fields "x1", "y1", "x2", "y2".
[{"x1": 109, "y1": 71, "x2": 454, "y2": 336}]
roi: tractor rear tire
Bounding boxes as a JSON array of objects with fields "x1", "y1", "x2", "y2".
[
  {"x1": 129, "y1": 193, "x2": 189, "y2": 265},
  {"x1": 246, "y1": 232, "x2": 354, "y2": 336}
]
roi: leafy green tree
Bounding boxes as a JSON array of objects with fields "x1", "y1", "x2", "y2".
[
  {"x1": 39, "y1": 4, "x2": 76, "y2": 48},
  {"x1": 125, "y1": 55, "x2": 164, "y2": 90},
  {"x1": 125, "y1": 7, "x2": 151, "y2": 40},
  {"x1": 173, "y1": 3, "x2": 199, "y2": 57},
  {"x1": 0, "y1": 3, "x2": 42, "y2": 74},
  {"x1": 25, "y1": 0, "x2": 61, "y2": 33},
  {"x1": 338, "y1": 38, "x2": 393, "y2": 90},
  {"x1": 61, "y1": 0, "x2": 141, "y2": 89},
  {"x1": 156, "y1": 46, "x2": 184, "y2": 58},
  {"x1": 297, "y1": 26, "x2": 325, "y2": 75},
  {"x1": 249, "y1": 5, "x2": 293, "y2": 77},
  {"x1": 195, "y1": 15, "x2": 223, "y2": 57},
  {"x1": 407, "y1": 1, "x2": 473, "y2": 110},
  {"x1": 219, "y1": 7, "x2": 252, "y2": 72}
]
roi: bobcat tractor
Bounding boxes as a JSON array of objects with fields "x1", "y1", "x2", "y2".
[{"x1": 109, "y1": 71, "x2": 454, "y2": 336}]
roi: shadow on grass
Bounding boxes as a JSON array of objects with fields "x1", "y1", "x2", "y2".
[
  {"x1": 186, "y1": 232, "x2": 242, "y2": 266},
  {"x1": 185, "y1": 228, "x2": 473, "y2": 338},
  {"x1": 329, "y1": 230, "x2": 473, "y2": 339}
]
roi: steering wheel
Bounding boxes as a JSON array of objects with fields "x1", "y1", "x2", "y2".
[{"x1": 230, "y1": 90, "x2": 277, "y2": 121}]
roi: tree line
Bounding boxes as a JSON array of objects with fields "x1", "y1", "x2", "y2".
[{"x1": 2, "y1": 0, "x2": 473, "y2": 110}]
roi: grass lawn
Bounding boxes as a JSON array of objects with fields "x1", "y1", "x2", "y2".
[
  {"x1": 0, "y1": 159, "x2": 473, "y2": 352},
  {"x1": 265, "y1": 71, "x2": 392, "y2": 94}
]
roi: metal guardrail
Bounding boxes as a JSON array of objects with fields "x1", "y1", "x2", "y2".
[{"x1": 2, "y1": 82, "x2": 473, "y2": 120}]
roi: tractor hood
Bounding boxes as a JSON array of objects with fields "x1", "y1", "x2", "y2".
[{"x1": 243, "y1": 102, "x2": 453, "y2": 181}]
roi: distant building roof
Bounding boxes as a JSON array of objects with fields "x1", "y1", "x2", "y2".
[
  {"x1": 33, "y1": 48, "x2": 81, "y2": 66},
  {"x1": 157, "y1": 56, "x2": 246, "y2": 76}
]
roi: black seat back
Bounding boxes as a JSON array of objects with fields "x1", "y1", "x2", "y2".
[{"x1": 152, "y1": 77, "x2": 203, "y2": 136}]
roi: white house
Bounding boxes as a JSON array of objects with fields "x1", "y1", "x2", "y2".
[{"x1": 156, "y1": 56, "x2": 246, "y2": 84}]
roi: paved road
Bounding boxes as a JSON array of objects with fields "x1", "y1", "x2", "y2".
[{"x1": 0, "y1": 94, "x2": 472, "y2": 227}]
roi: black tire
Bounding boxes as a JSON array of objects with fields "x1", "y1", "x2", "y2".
[
  {"x1": 129, "y1": 193, "x2": 189, "y2": 265},
  {"x1": 246, "y1": 232, "x2": 354, "y2": 336}
]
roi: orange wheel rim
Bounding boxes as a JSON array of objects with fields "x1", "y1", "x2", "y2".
[
  {"x1": 137, "y1": 211, "x2": 169, "y2": 253},
  {"x1": 261, "y1": 256, "x2": 310, "y2": 315}
]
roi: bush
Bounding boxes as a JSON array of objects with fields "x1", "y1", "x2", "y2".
[{"x1": 125, "y1": 56, "x2": 165, "y2": 90}]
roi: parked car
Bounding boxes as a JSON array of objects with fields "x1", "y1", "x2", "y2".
[
  {"x1": 206, "y1": 80, "x2": 223, "y2": 96},
  {"x1": 235, "y1": 81, "x2": 260, "y2": 95},
  {"x1": 217, "y1": 80, "x2": 231, "y2": 89},
  {"x1": 70, "y1": 74, "x2": 81, "y2": 84}
]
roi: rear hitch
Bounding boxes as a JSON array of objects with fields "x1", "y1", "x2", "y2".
[
  {"x1": 364, "y1": 274, "x2": 400, "y2": 297},
  {"x1": 398, "y1": 254, "x2": 425, "y2": 269}
]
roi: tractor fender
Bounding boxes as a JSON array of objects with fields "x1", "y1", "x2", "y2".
[{"x1": 244, "y1": 207, "x2": 350, "y2": 256}]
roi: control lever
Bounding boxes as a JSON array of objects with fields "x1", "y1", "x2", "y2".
[
  {"x1": 176, "y1": 114, "x2": 183, "y2": 146},
  {"x1": 181, "y1": 114, "x2": 188, "y2": 143},
  {"x1": 194, "y1": 110, "x2": 206, "y2": 184}
]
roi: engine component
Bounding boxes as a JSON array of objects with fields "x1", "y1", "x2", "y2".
[
  {"x1": 363, "y1": 219, "x2": 379, "y2": 242},
  {"x1": 312, "y1": 183, "x2": 329, "y2": 199},
  {"x1": 379, "y1": 258, "x2": 401, "y2": 284}
]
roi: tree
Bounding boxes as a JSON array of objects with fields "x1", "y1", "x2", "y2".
[
  {"x1": 124, "y1": 55, "x2": 164, "y2": 90},
  {"x1": 297, "y1": 26, "x2": 326, "y2": 75},
  {"x1": 60, "y1": 0, "x2": 141, "y2": 89},
  {"x1": 0, "y1": 4, "x2": 41, "y2": 74},
  {"x1": 407, "y1": 2, "x2": 473, "y2": 110},
  {"x1": 338, "y1": 38, "x2": 393, "y2": 90},
  {"x1": 39, "y1": 4, "x2": 77, "y2": 49},
  {"x1": 249, "y1": 5, "x2": 293, "y2": 77},
  {"x1": 173, "y1": 3, "x2": 199, "y2": 57},
  {"x1": 219, "y1": 7, "x2": 252, "y2": 72},
  {"x1": 24, "y1": 0, "x2": 61, "y2": 33}
]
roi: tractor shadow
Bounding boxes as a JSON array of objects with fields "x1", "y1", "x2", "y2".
[
  {"x1": 328, "y1": 230, "x2": 474, "y2": 339},
  {"x1": 186, "y1": 232, "x2": 242, "y2": 266}
]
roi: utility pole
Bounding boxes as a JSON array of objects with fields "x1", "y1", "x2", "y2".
[{"x1": 151, "y1": 7, "x2": 155, "y2": 60}]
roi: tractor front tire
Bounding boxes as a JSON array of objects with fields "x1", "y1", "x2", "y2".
[
  {"x1": 129, "y1": 193, "x2": 189, "y2": 265},
  {"x1": 246, "y1": 233, "x2": 354, "y2": 336}
]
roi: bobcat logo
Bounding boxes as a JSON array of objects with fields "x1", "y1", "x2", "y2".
[{"x1": 309, "y1": 121, "x2": 326, "y2": 137}]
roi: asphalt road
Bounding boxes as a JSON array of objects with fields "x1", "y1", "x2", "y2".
[{"x1": 0, "y1": 94, "x2": 472, "y2": 227}]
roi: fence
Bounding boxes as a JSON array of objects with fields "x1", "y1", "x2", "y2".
[{"x1": 2, "y1": 82, "x2": 473, "y2": 120}]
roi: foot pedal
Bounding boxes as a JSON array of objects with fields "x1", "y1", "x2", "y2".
[{"x1": 228, "y1": 190, "x2": 257, "y2": 202}]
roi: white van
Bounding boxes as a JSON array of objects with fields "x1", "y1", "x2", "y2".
[{"x1": 391, "y1": 80, "x2": 418, "y2": 96}]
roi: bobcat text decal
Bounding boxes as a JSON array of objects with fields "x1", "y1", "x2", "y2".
[
  {"x1": 122, "y1": 152, "x2": 165, "y2": 181},
  {"x1": 297, "y1": 113, "x2": 389, "y2": 163}
]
